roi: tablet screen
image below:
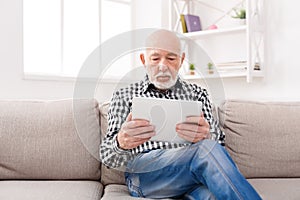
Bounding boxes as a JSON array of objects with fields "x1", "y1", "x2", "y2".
[{"x1": 132, "y1": 97, "x2": 202, "y2": 143}]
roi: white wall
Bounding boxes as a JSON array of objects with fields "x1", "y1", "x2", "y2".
[
  {"x1": 221, "y1": 0, "x2": 300, "y2": 101},
  {"x1": 0, "y1": 0, "x2": 300, "y2": 102},
  {"x1": 0, "y1": 0, "x2": 118, "y2": 102}
]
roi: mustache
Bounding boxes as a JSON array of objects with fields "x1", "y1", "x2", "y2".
[{"x1": 154, "y1": 71, "x2": 172, "y2": 79}]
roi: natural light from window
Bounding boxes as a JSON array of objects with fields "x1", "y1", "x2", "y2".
[{"x1": 23, "y1": 0, "x2": 132, "y2": 79}]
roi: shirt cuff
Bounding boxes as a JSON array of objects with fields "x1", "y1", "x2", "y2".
[
  {"x1": 112, "y1": 134, "x2": 131, "y2": 155},
  {"x1": 209, "y1": 129, "x2": 217, "y2": 140}
]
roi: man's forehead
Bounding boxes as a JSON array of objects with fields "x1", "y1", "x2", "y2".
[
  {"x1": 145, "y1": 30, "x2": 182, "y2": 55},
  {"x1": 147, "y1": 48, "x2": 180, "y2": 57}
]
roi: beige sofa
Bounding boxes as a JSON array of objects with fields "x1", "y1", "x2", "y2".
[
  {"x1": 0, "y1": 99, "x2": 299, "y2": 200},
  {"x1": 218, "y1": 100, "x2": 300, "y2": 200}
]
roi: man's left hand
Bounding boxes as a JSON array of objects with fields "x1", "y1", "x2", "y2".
[{"x1": 176, "y1": 113, "x2": 210, "y2": 143}]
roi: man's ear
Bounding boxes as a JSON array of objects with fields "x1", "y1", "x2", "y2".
[
  {"x1": 180, "y1": 52, "x2": 185, "y2": 64},
  {"x1": 140, "y1": 53, "x2": 145, "y2": 65}
]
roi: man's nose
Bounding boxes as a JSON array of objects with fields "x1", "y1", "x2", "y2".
[
  {"x1": 158, "y1": 64, "x2": 168, "y2": 72},
  {"x1": 158, "y1": 59, "x2": 168, "y2": 72}
]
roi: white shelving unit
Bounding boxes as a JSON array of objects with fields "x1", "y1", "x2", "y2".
[
  {"x1": 183, "y1": 25, "x2": 246, "y2": 39},
  {"x1": 169, "y1": 0, "x2": 265, "y2": 82}
]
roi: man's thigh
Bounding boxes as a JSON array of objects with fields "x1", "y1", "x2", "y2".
[
  {"x1": 125, "y1": 141, "x2": 219, "y2": 198},
  {"x1": 126, "y1": 140, "x2": 218, "y2": 173}
]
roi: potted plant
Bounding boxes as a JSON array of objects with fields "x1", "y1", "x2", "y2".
[
  {"x1": 232, "y1": 8, "x2": 246, "y2": 25},
  {"x1": 189, "y1": 63, "x2": 195, "y2": 75},
  {"x1": 207, "y1": 62, "x2": 214, "y2": 74}
]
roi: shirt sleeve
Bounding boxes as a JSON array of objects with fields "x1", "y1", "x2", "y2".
[
  {"x1": 199, "y1": 89, "x2": 225, "y2": 145},
  {"x1": 99, "y1": 91, "x2": 134, "y2": 168}
]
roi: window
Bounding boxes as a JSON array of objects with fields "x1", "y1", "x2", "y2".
[{"x1": 23, "y1": 0, "x2": 132, "y2": 79}]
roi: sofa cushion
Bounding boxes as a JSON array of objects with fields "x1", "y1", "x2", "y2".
[
  {"x1": 218, "y1": 100, "x2": 300, "y2": 178},
  {"x1": 0, "y1": 180, "x2": 103, "y2": 200},
  {"x1": 248, "y1": 178, "x2": 300, "y2": 200},
  {"x1": 99, "y1": 102, "x2": 126, "y2": 186},
  {"x1": 0, "y1": 99, "x2": 101, "y2": 180},
  {"x1": 101, "y1": 184, "x2": 174, "y2": 200},
  {"x1": 101, "y1": 184, "x2": 143, "y2": 200}
]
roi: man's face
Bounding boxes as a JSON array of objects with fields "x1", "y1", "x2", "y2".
[{"x1": 141, "y1": 49, "x2": 184, "y2": 90}]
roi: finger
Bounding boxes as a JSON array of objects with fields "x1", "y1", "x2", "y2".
[
  {"x1": 126, "y1": 125, "x2": 155, "y2": 136},
  {"x1": 133, "y1": 131, "x2": 156, "y2": 139},
  {"x1": 122, "y1": 134, "x2": 150, "y2": 143},
  {"x1": 177, "y1": 129, "x2": 200, "y2": 139},
  {"x1": 125, "y1": 120, "x2": 151, "y2": 129},
  {"x1": 185, "y1": 116, "x2": 205, "y2": 125},
  {"x1": 176, "y1": 129, "x2": 205, "y2": 143},
  {"x1": 177, "y1": 123, "x2": 210, "y2": 134},
  {"x1": 178, "y1": 127, "x2": 210, "y2": 140},
  {"x1": 119, "y1": 135, "x2": 151, "y2": 149},
  {"x1": 126, "y1": 112, "x2": 132, "y2": 122}
]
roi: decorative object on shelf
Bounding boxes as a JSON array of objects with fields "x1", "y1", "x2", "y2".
[
  {"x1": 208, "y1": 24, "x2": 218, "y2": 30},
  {"x1": 180, "y1": 14, "x2": 187, "y2": 33},
  {"x1": 232, "y1": 8, "x2": 246, "y2": 19},
  {"x1": 232, "y1": 8, "x2": 246, "y2": 25},
  {"x1": 254, "y1": 63, "x2": 260, "y2": 70},
  {"x1": 189, "y1": 63, "x2": 196, "y2": 75},
  {"x1": 207, "y1": 62, "x2": 214, "y2": 74},
  {"x1": 184, "y1": 14, "x2": 202, "y2": 32}
]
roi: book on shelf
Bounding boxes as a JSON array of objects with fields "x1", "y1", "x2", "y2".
[
  {"x1": 215, "y1": 61, "x2": 247, "y2": 72},
  {"x1": 180, "y1": 14, "x2": 187, "y2": 33},
  {"x1": 184, "y1": 14, "x2": 202, "y2": 32}
]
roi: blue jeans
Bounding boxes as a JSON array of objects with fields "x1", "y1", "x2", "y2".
[{"x1": 125, "y1": 140, "x2": 261, "y2": 200}]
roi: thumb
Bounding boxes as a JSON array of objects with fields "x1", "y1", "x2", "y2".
[{"x1": 126, "y1": 112, "x2": 132, "y2": 122}]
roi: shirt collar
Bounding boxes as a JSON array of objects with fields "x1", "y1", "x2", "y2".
[{"x1": 141, "y1": 74, "x2": 185, "y2": 94}]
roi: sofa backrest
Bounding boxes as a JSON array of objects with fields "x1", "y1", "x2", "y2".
[
  {"x1": 218, "y1": 100, "x2": 300, "y2": 178},
  {"x1": 0, "y1": 99, "x2": 101, "y2": 180},
  {"x1": 99, "y1": 102, "x2": 126, "y2": 186}
]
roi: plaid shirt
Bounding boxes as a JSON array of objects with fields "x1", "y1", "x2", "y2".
[{"x1": 100, "y1": 75, "x2": 225, "y2": 168}]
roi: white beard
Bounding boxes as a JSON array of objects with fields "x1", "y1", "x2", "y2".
[{"x1": 148, "y1": 70, "x2": 178, "y2": 90}]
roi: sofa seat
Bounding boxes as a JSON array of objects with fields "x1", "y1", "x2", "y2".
[
  {"x1": 248, "y1": 178, "x2": 300, "y2": 200},
  {"x1": 101, "y1": 184, "x2": 173, "y2": 200},
  {"x1": 101, "y1": 179, "x2": 300, "y2": 200},
  {"x1": 0, "y1": 180, "x2": 103, "y2": 200}
]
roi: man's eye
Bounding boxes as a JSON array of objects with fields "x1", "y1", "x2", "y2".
[
  {"x1": 168, "y1": 57, "x2": 176, "y2": 61},
  {"x1": 151, "y1": 58, "x2": 159, "y2": 61}
]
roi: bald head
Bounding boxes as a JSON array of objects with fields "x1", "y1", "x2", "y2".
[
  {"x1": 145, "y1": 29, "x2": 182, "y2": 56},
  {"x1": 140, "y1": 29, "x2": 185, "y2": 90}
]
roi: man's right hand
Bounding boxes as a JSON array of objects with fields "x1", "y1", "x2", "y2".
[{"x1": 117, "y1": 113, "x2": 156, "y2": 150}]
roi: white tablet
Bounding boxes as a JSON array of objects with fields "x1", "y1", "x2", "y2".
[{"x1": 132, "y1": 96, "x2": 202, "y2": 144}]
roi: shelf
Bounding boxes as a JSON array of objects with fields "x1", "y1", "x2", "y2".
[
  {"x1": 182, "y1": 69, "x2": 264, "y2": 80},
  {"x1": 251, "y1": 70, "x2": 264, "y2": 77},
  {"x1": 182, "y1": 71, "x2": 246, "y2": 80},
  {"x1": 171, "y1": 0, "x2": 264, "y2": 82},
  {"x1": 182, "y1": 25, "x2": 246, "y2": 39}
]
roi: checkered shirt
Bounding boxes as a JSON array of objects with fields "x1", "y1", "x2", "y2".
[{"x1": 100, "y1": 75, "x2": 225, "y2": 168}]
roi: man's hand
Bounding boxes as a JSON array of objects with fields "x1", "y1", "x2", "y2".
[
  {"x1": 117, "y1": 113, "x2": 156, "y2": 150},
  {"x1": 176, "y1": 113, "x2": 210, "y2": 143}
]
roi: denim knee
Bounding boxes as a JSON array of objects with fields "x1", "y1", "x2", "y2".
[
  {"x1": 197, "y1": 139, "x2": 219, "y2": 149},
  {"x1": 190, "y1": 140, "x2": 220, "y2": 158}
]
